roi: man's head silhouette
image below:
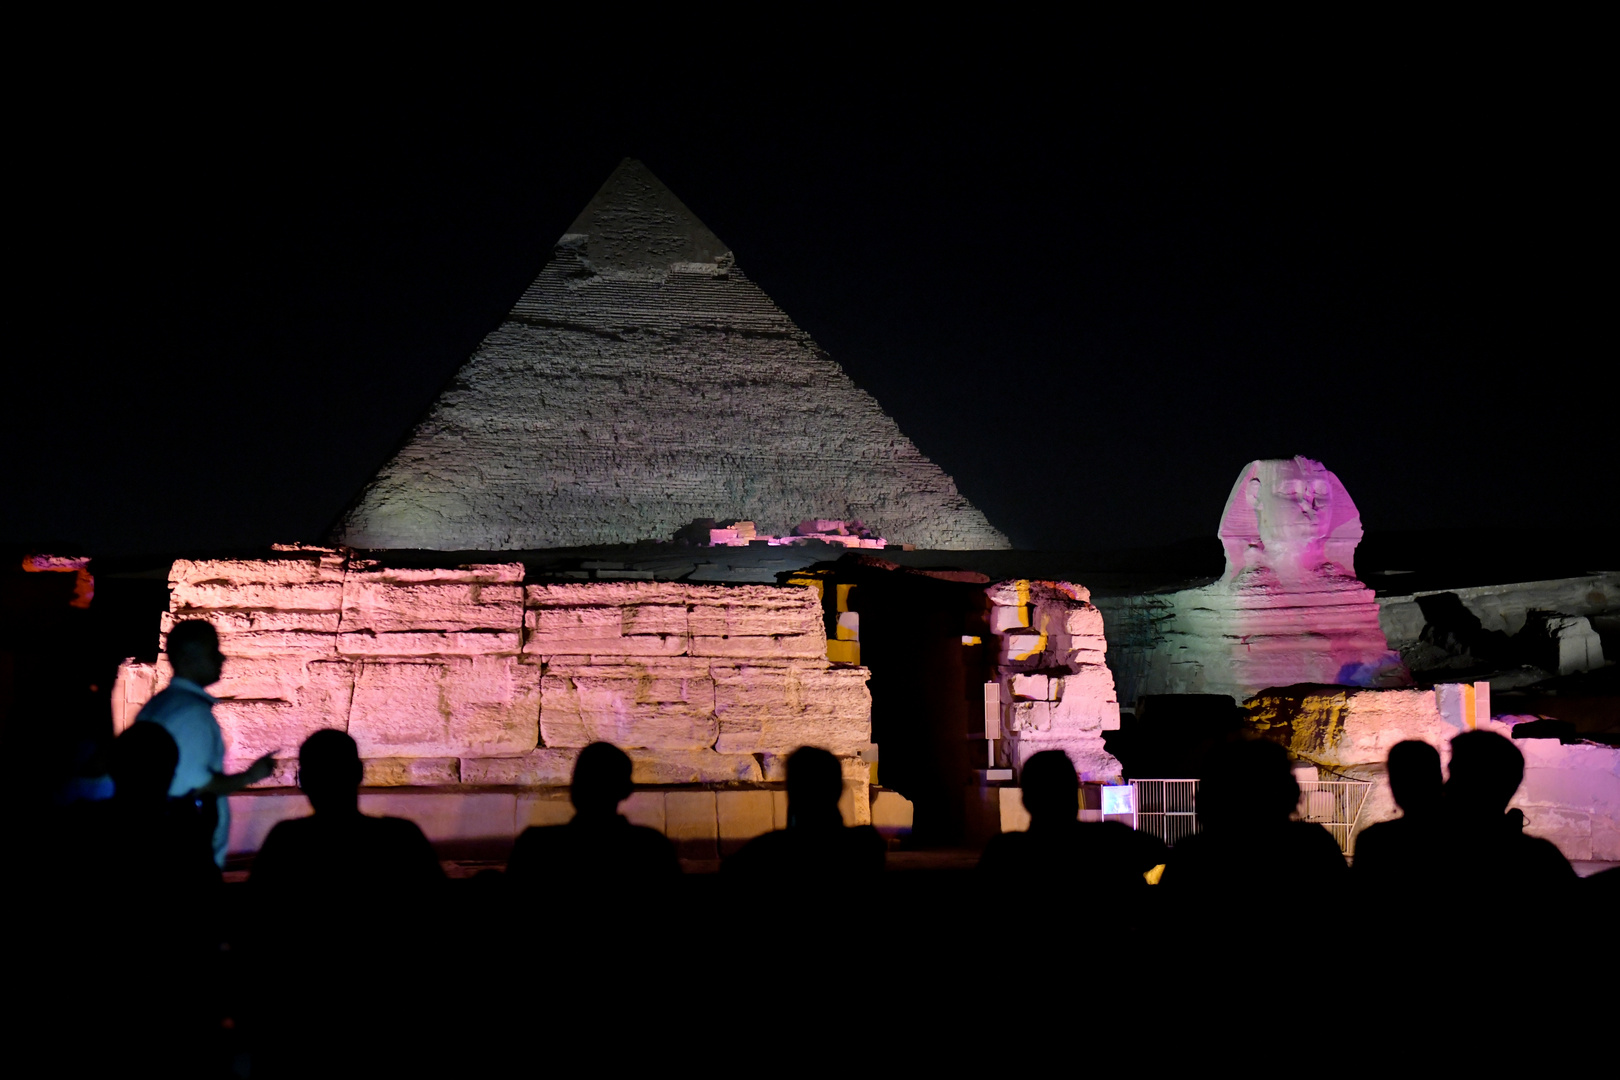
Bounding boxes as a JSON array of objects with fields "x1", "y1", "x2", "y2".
[
  {"x1": 1196, "y1": 739, "x2": 1299, "y2": 829},
  {"x1": 785, "y1": 746, "x2": 843, "y2": 829},
  {"x1": 571, "y1": 742, "x2": 635, "y2": 818},
  {"x1": 167, "y1": 620, "x2": 224, "y2": 687},
  {"x1": 1387, "y1": 740, "x2": 1442, "y2": 817},
  {"x1": 1446, "y1": 730, "x2": 1524, "y2": 818},
  {"x1": 1020, "y1": 750, "x2": 1080, "y2": 825},
  {"x1": 298, "y1": 729, "x2": 363, "y2": 814},
  {"x1": 111, "y1": 722, "x2": 180, "y2": 804}
]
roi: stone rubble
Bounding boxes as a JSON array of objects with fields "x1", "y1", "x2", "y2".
[{"x1": 985, "y1": 580, "x2": 1124, "y2": 782}]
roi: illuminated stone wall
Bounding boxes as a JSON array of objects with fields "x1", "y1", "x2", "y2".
[
  {"x1": 1247, "y1": 684, "x2": 1620, "y2": 861},
  {"x1": 334, "y1": 159, "x2": 1006, "y2": 552},
  {"x1": 117, "y1": 549, "x2": 873, "y2": 823}
]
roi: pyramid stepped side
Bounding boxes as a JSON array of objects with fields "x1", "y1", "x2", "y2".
[{"x1": 336, "y1": 161, "x2": 1008, "y2": 552}]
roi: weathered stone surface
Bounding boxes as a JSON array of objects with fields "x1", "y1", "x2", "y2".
[
  {"x1": 332, "y1": 158, "x2": 1007, "y2": 552},
  {"x1": 627, "y1": 750, "x2": 763, "y2": 785},
  {"x1": 360, "y1": 757, "x2": 462, "y2": 787},
  {"x1": 539, "y1": 661, "x2": 717, "y2": 749},
  {"x1": 210, "y1": 659, "x2": 356, "y2": 760},
  {"x1": 463, "y1": 749, "x2": 580, "y2": 786},
  {"x1": 338, "y1": 629, "x2": 521, "y2": 657},
  {"x1": 525, "y1": 604, "x2": 688, "y2": 657},
  {"x1": 518, "y1": 791, "x2": 575, "y2": 828},
  {"x1": 348, "y1": 657, "x2": 540, "y2": 758},
  {"x1": 341, "y1": 579, "x2": 523, "y2": 635},
  {"x1": 712, "y1": 662, "x2": 871, "y2": 755}
]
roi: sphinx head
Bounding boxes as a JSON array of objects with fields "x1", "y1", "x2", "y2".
[{"x1": 1218, "y1": 457, "x2": 1363, "y2": 582}]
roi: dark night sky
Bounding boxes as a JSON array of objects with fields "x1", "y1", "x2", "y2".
[{"x1": 8, "y1": 44, "x2": 1611, "y2": 560}]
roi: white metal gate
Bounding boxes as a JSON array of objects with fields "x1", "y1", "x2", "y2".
[{"x1": 1125, "y1": 778, "x2": 1371, "y2": 855}]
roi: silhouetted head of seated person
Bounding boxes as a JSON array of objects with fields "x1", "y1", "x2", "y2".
[
  {"x1": 252, "y1": 728, "x2": 444, "y2": 893},
  {"x1": 723, "y1": 745, "x2": 884, "y2": 877},
  {"x1": 111, "y1": 722, "x2": 180, "y2": 805},
  {"x1": 570, "y1": 741, "x2": 636, "y2": 823},
  {"x1": 1194, "y1": 738, "x2": 1300, "y2": 832},
  {"x1": 786, "y1": 746, "x2": 844, "y2": 830},
  {"x1": 166, "y1": 619, "x2": 224, "y2": 687},
  {"x1": 297, "y1": 728, "x2": 364, "y2": 815},
  {"x1": 1387, "y1": 739, "x2": 1442, "y2": 818},
  {"x1": 1020, "y1": 750, "x2": 1080, "y2": 830},
  {"x1": 1445, "y1": 729, "x2": 1524, "y2": 823},
  {"x1": 1161, "y1": 738, "x2": 1346, "y2": 891},
  {"x1": 504, "y1": 742, "x2": 680, "y2": 885}
]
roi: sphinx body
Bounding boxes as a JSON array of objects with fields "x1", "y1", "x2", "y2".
[{"x1": 1104, "y1": 458, "x2": 1408, "y2": 705}]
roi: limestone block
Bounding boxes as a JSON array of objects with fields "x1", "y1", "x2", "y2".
[
  {"x1": 1520, "y1": 806, "x2": 1592, "y2": 861},
  {"x1": 826, "y1": 640, "x2": 860, "y2": 664},
  {"x1": 172, "y1": 581, "x2": 345, "y2": 614},
  {"x1": 712, "y1": 663, "x2": 871, "y2": 755},
  {"x1": 461, "y1": 749, "x2": 580, "y2": 786},
  {"x1": 1002, "y1": 629, "x2": 1045, "y2": 660},
  {"x1": 685, "y1": 585, "x2": 823, "y2": 639},
  {"x1": 539, "y1": 661, "x2": 717, "y2": 749},
  {"x1": 690, "y1": 634, "x2": 826, "y2": 660},
  {"x1": 665, "y1": 790, "x2": 718, "y2": 856},
  {"x1": 172, "y1": 553, "x2": 346, "y2": 584},
  {"x1": 627, "y1": 750, "x2": 764, "y2": 785},
  {"x1": 871, "y1": 790, "x2": 914, "y2": 837},
  {"x1": 622, "y1": 791, "x2": 666, "y2": 832},
  {"x1": 623, "y1": 603, "x2": 689, "y2": 637},
  {"x1": 1009, "y1": 739, "x2": 1124, "y2": 783},
  {"x1": 348, "y1": 656, "x2": 540, "y2": 758},
  {"x1": 835, "y1": 611, "x2": 860, "y2": 641},
  {"x1": 990, "y1": 605, "x2": 1029, "y2": 632},
  {"x1": 211, "y1": 656, "x2": 332, "y2": 704},
  {"x1": 772, "y1": 789, "x2": 789, "y2": 829},
  {"x1": 355, "y1": 564, "x2": 524, "y2": 584},
  {"x1": 1008, "y1": 701, "x2": 1051, "y2": 732},
  {"x1": 341, "y1": 579, "x2": 523, "y2": 635},
  {"x1": 1064, "y1": 606, "x2": 1105, "y2": 639},
  {"x1": 211, "y1": 659, "x2": 356, "y2": 761},
  {"x1": 518, "y1": 792, "x2": 575, "y2": 828},
  {"x1": 838, "y1": 778, "x2": 871, "y2": 826},
  {"x1": 112, "y1": 660, "x2": 159, "y2": 735},
  {"x1": 360, "y1": 757, "x2": 461, "y2": 787},
  {"x1": 163, "y1": 609, "x2": 344, "y2": 639},
  {"x1": 525, "y1": 603, "x2": 688, "y2": 657},
  {"x1": 1010, "y1": 673, "x2": 1050, "y2": 700},
  {"x1": 717, "y1": 790, "x2": 776, "y2": 852},
  {"x1": 338, "y1": 629, "x2": 521, "y2": 657}
]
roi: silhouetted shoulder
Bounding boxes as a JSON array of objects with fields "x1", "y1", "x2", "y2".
[
  {"x1": 508, "y1": 817, "x2": 680, "y2": 885},
  {"x1": 253, "y1": 813, "x2": 443, "y2": 891},
  {"x1": 724, "y1": 824, "x2": 884, "y2": 876}
]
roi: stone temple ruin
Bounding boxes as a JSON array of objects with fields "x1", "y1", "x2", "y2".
[
  {"x1": 105, "y1": 161, "x2": 1619, "y2": 866},
  {"x1": 335, "y1": 158, "x2": 1007, "y2": 552}
]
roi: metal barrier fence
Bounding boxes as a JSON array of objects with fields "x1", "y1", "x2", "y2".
[{"x1": 1124, "y1": 778, "x2": 1371, "y2": 855}]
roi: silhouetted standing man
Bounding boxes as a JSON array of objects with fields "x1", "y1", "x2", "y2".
[{"x1": 136, "y1": 620, "x2": 275, "y2": 867}]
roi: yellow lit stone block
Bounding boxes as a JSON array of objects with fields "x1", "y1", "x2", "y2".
[
  {"x1": 827, "y1": 639, "x2": 860, "y2": 665},
  {"x1": 836, "y1": 583, "x2": 856, "y2": 613}
]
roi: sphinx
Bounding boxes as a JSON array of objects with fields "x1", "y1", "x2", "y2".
[{"x1": 1104, "y1": 457, "x2": 1408, "y2": 705}]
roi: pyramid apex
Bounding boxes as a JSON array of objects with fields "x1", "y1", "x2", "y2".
[{"x1": 560, "y1": 158, "x2": 731, "y2": 273}]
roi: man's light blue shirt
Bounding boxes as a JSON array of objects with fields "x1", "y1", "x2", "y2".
[{"x1": 136, "y1": 677, "x2": 229, "y2": 866}]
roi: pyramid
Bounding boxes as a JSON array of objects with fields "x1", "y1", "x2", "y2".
[{"x1": 335, "y1": 159, "x2": 1009, "y2": 551}]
